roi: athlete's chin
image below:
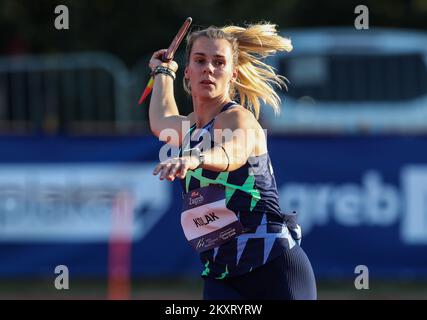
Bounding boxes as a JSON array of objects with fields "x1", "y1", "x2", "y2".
[{"x1": 196, "y1": 91, "x2": 218, "y2": 99}]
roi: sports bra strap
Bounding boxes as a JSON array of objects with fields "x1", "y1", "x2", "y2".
[
  {"x1": 182, "y1": 101, "x2": 238, "y2": 151},
  {"x1": 219, "y1": 101, "x2": 238, "y2": 113}
]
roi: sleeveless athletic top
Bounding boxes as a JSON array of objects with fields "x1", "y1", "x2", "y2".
[{"x1": 180, "y1": 102, "x2": 297, "y2": 279}]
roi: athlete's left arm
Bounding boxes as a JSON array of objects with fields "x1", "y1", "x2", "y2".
[
  {"x1": 152, "y1": 107, "x2": 264, "y2": 181},
  {"x1": 201, "y1": 106, "x2": 263, "y2": 172}
]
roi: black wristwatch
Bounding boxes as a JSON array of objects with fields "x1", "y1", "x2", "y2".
[{"x1": 183, "y1": 147, "x2": 205, "y2": 167}]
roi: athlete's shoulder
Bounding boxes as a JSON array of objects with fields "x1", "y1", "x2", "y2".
[
  {"x1": 225, "y1": 103, "x2": 255, "y2": 117},
  {"x1": 215, "y1": 104, "x2": 260, "y2": 130}
]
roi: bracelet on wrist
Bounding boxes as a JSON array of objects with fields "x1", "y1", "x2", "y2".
[{"x1": 152, "y1": 65, "x2": 176, "y2": 80}]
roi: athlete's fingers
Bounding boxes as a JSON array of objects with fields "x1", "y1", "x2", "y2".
[
  {"x1": 153, "y1": 161, "x2": 169, "y2": 176},
  {"x1": 149, "y1": 49, "x2": 179, "y2": 72},
  {"x1": 152, "y1": 163, "x2": 163, "y2": 175},
  {"x1": 153, "y1": 161, "x2": 170, "y2": 179},
  {"x1": 163, "y1": 159, "x2": 183, "y2": 180},
  {"x1": 167, "y1": 160, "x2": 182, "y2": 181},
  {"x1": 178, "y1": 161, "x2": 189, "y2": 179},
  {"x1": 160, "y1": 167, "x2": 170, "y2": 180},
  {"x1": 154, "y1": 158, "x2": 188, "y2": 180},
  {"x1": 150, "y1": 49, "x2": 167, "y2": 63},
  {"x1": 167, "y1": 166, "x2": 178, "y2": 181},
  {"x1": 165, "y1": 163, "x2": 177, "y2": 180},
  {"x1": 149, "y1": 49, "x2": 169, "y2": 71},
  {"x1": 159, "y1": 162, "x2": 173, "y2": 180}
]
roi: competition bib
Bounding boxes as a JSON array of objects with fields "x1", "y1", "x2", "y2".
[{"x1": 181, "y1": 184, "x2": 243, "y2": 252}]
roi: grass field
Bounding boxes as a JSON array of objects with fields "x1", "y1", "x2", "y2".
[{"x1": 1, "y1": 278, "x2": 426, "y2": 300}]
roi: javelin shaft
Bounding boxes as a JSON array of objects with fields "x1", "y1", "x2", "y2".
[
  {"x1": 138, "y1": 17, "x2": 192, "y2": 105},
  {"x1": 162, "y1": 17, "x2": 192, "y2": 62}
]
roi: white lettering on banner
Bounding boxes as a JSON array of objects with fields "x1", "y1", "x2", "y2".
[
  {"x1": 401, "y1": 166, "x2": 427, "y2": 244},
  {"x1": 0, "y1": 164, "x2": 170, "y2": 242},
  {"x1": 279, "y1": 168, "x2": 427, "y2": 245},
  {"x1": 333, "y1": 184, "x2": 363, "y2": 226}
]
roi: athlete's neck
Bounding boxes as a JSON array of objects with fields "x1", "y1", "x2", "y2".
[{"x1": 192, "y1": 96, "x2": 232, "y2": 128}]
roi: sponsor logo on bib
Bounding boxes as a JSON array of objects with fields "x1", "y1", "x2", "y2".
[{"x1": 189, "y1": 191, "x2": 204, "y2": 206}]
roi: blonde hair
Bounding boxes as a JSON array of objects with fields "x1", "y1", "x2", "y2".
[{"x1": 183, "y1": 22, "x2": 293, "y2": 119}]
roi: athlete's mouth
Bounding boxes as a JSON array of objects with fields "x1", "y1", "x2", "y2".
[{"x1": 200, "y1": 79, "x2": 215, "y2": 86}]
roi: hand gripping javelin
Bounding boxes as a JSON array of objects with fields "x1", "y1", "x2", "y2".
[{"x1": 138, "y1": 17, "x2": 193, "y2": 105}]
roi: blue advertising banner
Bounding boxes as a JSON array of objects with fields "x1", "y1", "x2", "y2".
[{"x1": 0, "y1": 135, "x2": 426, "y2": 279}]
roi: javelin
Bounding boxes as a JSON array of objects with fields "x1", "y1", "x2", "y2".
[{"x1": 138, "y1": 17, "x2": 193, "y2": 105}]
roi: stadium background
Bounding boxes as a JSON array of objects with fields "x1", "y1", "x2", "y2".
[{"x1": 1, "y1": 0, "x2": 427, "y2": 299}]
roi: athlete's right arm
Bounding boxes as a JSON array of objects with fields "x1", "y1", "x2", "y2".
[{"x1": 148, "y1": 49, "x2": 192, "y2": 147}]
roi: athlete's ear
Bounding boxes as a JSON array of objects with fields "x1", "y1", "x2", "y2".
[
  {"x1": 184, "y1": 66, "x2": 190, "y2": 79},
  {"x1": 231, "y1": 67, "x2": 238, "y2": 83}
]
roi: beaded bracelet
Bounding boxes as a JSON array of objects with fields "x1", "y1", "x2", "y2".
[{"x1": 153, "y1": 65, "x2": 176, "y2": 80}]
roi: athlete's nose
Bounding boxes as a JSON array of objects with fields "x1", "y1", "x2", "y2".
[{"x1": 203, "y1": 62, "x2": 214, "y2": 75}]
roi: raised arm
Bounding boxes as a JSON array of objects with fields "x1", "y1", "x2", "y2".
[{"x1": 148, "y1": 49, "x2": 192, "y2": 146}]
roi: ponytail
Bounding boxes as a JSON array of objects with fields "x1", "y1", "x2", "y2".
[{"x1": 184, "y1": 22, "x2": 292, "y2": 119}]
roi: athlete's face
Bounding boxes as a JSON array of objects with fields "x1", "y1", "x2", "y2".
[{"x1": 185, "y1": 37, "x2": 238, "y2": 100}]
